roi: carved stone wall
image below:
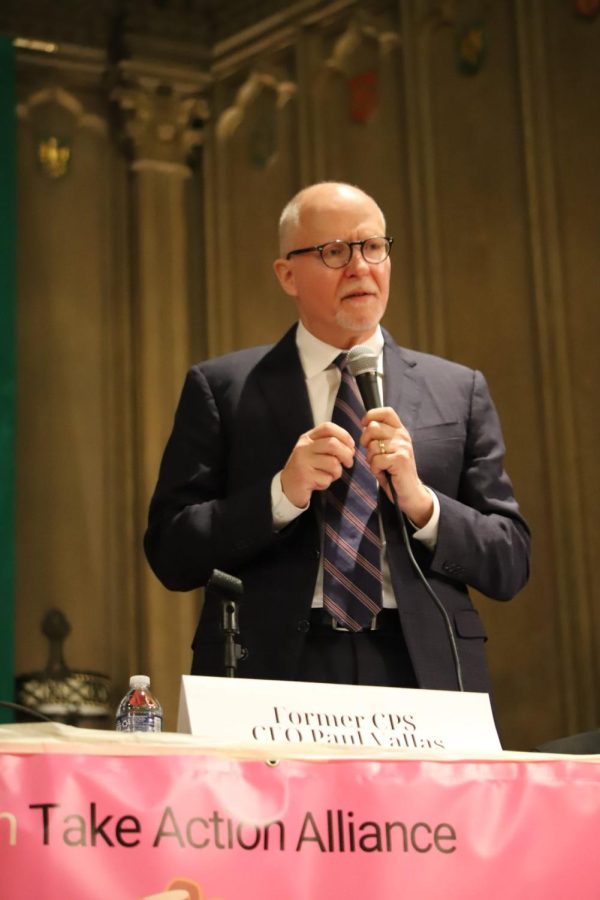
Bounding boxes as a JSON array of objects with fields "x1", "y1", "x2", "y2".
[
  {"x1": 15, "y1": 56, "x2": 135, "y2": 697},
  {"x1": 5, "y1": 0, "x2": 600, "y2": 746}
]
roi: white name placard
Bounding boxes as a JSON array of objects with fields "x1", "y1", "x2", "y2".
[{"x1": 177, "y1": 675, "x2": 501, "y2": 753}]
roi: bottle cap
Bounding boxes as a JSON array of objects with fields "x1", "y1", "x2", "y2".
[{"x1": 129, "y1": 674, "x2": 150, "y2": 689}]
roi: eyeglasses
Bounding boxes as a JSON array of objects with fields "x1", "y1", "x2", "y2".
[{"x1": 285, "y1": 236, "x2": 393, "y2": 269}]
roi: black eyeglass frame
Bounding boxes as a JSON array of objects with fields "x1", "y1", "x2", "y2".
[{"x1": 285, "y1": 236, "x2": 394, "y2": 267}]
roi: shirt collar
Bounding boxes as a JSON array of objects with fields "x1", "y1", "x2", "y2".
[{"x1": 295, "y1": 321, "x2": 384, "y2": 379}]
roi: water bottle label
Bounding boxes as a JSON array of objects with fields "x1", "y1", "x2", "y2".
[{"x1": 116, "y1": 714, "x2": 162, "y2": 733}]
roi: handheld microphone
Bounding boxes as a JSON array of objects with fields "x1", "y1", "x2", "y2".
[{"x1": 346, "y1": 345, "x2": 382, "y2": 410}]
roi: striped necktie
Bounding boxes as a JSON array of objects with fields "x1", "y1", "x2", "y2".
[{"x1": 322, "y1": 354, "x2": 383, "y2": 630}]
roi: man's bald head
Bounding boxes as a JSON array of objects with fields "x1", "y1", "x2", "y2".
[{"x1": 278, "y1": 182, "x2": 386, "y2": 256}]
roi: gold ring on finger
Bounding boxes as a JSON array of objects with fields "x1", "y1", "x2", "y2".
[{"x1": 378, "y1": 440, "x2": 387, "y2": 455}]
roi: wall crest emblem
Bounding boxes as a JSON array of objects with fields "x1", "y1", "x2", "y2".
[
  {"x1": 349, "y1": 70, "x2": 378, "y2": 124},
  {"x1": 37, "y1": 135, "x2": 71, "y2": 179}
]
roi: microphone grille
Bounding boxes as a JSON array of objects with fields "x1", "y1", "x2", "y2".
[
  {"x1": 208, "y1": 569, "x2": 244, "y2": 598},
  {"x1": 346, "y1": 344, "x2": 378, "y2": 377}
]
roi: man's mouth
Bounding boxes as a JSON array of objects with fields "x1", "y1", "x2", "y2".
[{"x1": 342, "y1": 290, "x2": 373, "y2": 300}]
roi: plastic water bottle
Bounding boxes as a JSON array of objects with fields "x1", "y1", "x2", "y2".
[{"x1": 115, "y1": 675, "x2": 163, "y2": 733}]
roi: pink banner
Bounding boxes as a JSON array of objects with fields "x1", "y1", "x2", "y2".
[{"x1": 1, "y1": 750, "x2": 599, "y2": 899}]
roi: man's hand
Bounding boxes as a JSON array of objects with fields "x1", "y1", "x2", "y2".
[
  {"x1": 280, "y1": 422, "x2": 355, "y2": 509},
  {"x1": 360, "y1": 407, "x2": 433, "y2": 527}
]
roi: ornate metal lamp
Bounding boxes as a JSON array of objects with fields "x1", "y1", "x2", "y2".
[{"x1": 15, "y1": 609, "x2": 112, "y2": 728}]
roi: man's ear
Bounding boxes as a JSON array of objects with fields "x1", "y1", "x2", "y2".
[{"x1": 273, "y1": 258, "x2": 298, "y2": 297}]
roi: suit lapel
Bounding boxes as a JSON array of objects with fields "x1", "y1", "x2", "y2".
[
  {"x1": 252, "y1": 326, "x2": 422, "y2": 447},
  {"x1": 382, "y1": 330, "x2": 421, "y2": 434},
  {"x1": 254, "y1": 325, "x2": 314, "y2": 449}
]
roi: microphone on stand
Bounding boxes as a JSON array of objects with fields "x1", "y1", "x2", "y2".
[
  {"x1": 207, "y1": 569, "x2": 246, "y2": 678},
  {"x1": 209, "y1": 569, "x2": 244, "y2": 600},
  {"x1": 346, "y1": 345, "x2": 465, "y2": 692}
]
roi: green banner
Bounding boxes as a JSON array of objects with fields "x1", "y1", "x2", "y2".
[{"x1": 0, "y1": 37, "x2": 17, "y2": 722}]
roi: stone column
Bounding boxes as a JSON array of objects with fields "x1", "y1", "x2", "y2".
[{"x1": 112, "y1": 65, "x2": 209, "y2": 726}]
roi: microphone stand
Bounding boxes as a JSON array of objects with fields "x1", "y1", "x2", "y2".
[
  {"x1": 207, "y1": 569, "x2": 245, "y2": 678},
  {"x1": 221, "y1": 597, "x2": 243, "y2": 678}
]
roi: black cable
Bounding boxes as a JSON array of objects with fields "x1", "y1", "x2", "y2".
[
  {"x1": 0, "y1": 700, "x2": 55, "y2": 722},
  {"x1": 346, "y1": 346, "x2": 465, "y2": 692},
  {"x1": 385, "y1": 473, "x2": 465, "y2": 692}
]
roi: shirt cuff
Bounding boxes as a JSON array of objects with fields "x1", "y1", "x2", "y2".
[
  {"x1": 410, "y1": 487, "x2": 440, "y2": 551},
  {"x1": 271, "y1": 472, "x2": 308, "y2": 529}
]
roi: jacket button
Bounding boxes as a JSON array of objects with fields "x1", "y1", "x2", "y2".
[
  {"x1": 297, "y1": 619, "x2": 310, "y2": 633},
  {"x1": 234, "y1": 538, "x2": 250, "y2": 551}
]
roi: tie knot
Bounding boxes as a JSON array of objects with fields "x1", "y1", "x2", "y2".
[{"x1": 333, "y1": 352, "x2": 347, "y2": 372}]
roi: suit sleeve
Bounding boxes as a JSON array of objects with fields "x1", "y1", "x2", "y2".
[
  {"x1": 144, "y1": 366, "x2": 278, "y2": 591},
  {"x1": 429, "y1": 369, "x2": 531, "y2": 600}
]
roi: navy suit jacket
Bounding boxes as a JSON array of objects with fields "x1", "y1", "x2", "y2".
[{"x1": 144, "y1": 325, "x2": 530, "y2": 693}]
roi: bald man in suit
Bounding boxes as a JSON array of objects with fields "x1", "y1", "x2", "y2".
[{"x1": 145, "y1": 182, "x2": 530, "y2": 694}]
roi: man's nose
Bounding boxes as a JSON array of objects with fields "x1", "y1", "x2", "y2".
[{"x1": 345, "y1": 244, "x2": 369, "y2": 274}]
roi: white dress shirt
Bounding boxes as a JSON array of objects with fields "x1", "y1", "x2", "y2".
[{"x1": 271, "y1": 322, "x2": 440, "y2": 608}]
